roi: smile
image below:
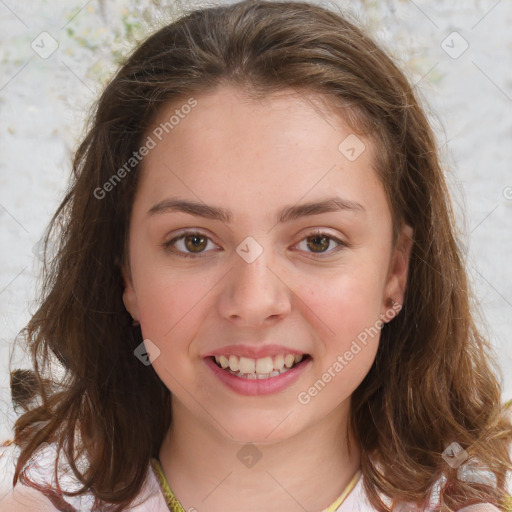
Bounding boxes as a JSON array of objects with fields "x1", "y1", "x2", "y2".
[
  {"x1": 213, "y1": 353, "x2": 306, "y2": 379},
  {"x1": 205, "y1": 352, "x2": 312, "y2": 395}
]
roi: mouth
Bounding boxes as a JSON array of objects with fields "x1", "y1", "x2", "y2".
[{"x1": 209, "y1": 353, "x2": 311, "y2": 380}]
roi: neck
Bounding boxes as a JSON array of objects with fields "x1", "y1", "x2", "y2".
[{"x1": 159, "y1": 398, "x2": 360, "y2": 512}]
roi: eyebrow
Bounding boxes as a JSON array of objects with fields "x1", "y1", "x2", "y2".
[{"x1": 147, "y1": 196, "x2": 365, "y2": 224}]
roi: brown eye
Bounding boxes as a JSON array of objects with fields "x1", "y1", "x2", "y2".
[
  {"x1": 183, "y1": 234, "x2": 208, "y2": 253},
  {"x1": 163, "y1": 231, "x2": 217, "y2": 258},
  {"x1": 295, "y1": 231, "x2": 347, "y2": 257},
  {"x1": 306, "y1": 235, "x2": 330, "y2": 253}
]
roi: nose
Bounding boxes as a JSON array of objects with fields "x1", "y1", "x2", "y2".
[{"x1": 217, "y1": 247, "x2": 292, "y2": 327}]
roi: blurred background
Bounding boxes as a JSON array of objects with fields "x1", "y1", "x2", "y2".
[{"x1": 1, "y1": 0, "x2": 511, "y2": 496}]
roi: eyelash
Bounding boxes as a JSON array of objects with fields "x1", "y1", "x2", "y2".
[{"x1": 162, "y1": 230, "x2": 348, "y2": 259}]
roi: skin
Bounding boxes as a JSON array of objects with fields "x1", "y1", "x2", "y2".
[{"x1": 122, "y1": 85, "x2": 413, "y2": 512}]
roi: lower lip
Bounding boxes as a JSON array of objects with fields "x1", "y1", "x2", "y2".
[{"x1": 205, "y1": 356, "x2": 311, "y2": 396}]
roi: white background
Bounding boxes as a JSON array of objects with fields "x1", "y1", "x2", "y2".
[{"x1": 1, "y1": 0, "x2": 511, "y2": 496}]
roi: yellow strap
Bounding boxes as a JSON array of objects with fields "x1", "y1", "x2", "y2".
[
  {"x1": 150, "y1": 459, "x2": 186, "y2": 512},
  {"x1": 501, "y1": 494, "x2": 512, "y2": 511},
  {"x1": 151, "y1": 459, "x2": 361, "y2": 512},
  {"x1": 322, "y1": 469, "x2": 362, "y2": 512}
]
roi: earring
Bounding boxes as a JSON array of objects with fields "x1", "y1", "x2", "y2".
[
  {"x1": 132, "y1": 318, "x2": 140, "y2": 327},
  {"x1": 390, "y1": 299, "x2": 402, "y2": 315}
]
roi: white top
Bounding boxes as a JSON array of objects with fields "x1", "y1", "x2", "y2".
[{"x1": 0, "y1": 442, "x2": 502, "y2": 512}]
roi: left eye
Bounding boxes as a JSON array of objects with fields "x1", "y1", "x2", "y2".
[
  {"x1": 294, "y1": 232, "x2": 346, "y2": 256},
  {"x1": 163, "y1": 230, "x2": 346, "y2": 258}
]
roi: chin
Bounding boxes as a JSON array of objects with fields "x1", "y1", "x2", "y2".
[{"x1": 213, "y1": 411, "x2": 303, "y2": 446}]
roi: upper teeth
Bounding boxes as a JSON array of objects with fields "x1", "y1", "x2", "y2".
[{"x1": 214, "y1": 354, "x2": 304, "y2": 375}]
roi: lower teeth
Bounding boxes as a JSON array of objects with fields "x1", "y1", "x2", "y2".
[{"x1": 223, "y1": 366, "x2": 294, "y2": 379}]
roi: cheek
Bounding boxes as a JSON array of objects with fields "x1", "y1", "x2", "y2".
[
  {"x1": 128, "y1": 231, "x2": 204, "y2": 330},
  {"x1": 301, "y1": 274, "x2": 383, "y2": 402},
  {"x1": 298, "y1": 263, "x2": 386, "y2": 347},
  {"x1": 135, "y1": 275, "x2": 201, "y2": 386},
  {"x1": 136, "y1": 272, "x2": 205, "y2": 342},
  {"x1": 295, "y1": 275, "x2": 382, "y2": 411}
]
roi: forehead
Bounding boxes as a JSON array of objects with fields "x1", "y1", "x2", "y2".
[
  {"x1": 134, "y1": 85, "x2": 384, "y2": 220},
  {"x1": 147, "y1": 85, "x2": 368, "y2": 155}
]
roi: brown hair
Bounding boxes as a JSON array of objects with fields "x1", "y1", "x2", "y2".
[{"x1": 9, "y1": 1, "x2": 512, "y2": 510}]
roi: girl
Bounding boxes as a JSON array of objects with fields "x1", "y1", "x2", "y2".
[{"x1": 2, "y1": 1, "x2": 511, "y2": 511}]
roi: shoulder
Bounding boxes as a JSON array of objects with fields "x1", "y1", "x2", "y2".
[
  {"x1": 5, "y1": 441, "x2": 97, "y2": 511},
  {"x1": 335, "y1": 471, "x2": 375, "y2": 511},
  {"x1": 0, "y1": 467, "x2": 168, "y2": 512},
  {"x1": 336, "y1": 472, "x2": 509, "y2": 512},
  {"x1": 123, "y1": 461, "x2": 170, "y2": 512},
  {"x1": 0, "y1": 484, "x2": 58, "y2": 511},
  {"x1": 457, "y1": 506, "x2": 502, "y2": 512},
  {"x1": 0, "y1": 444, "x2": 168, "y2": 512},
  {"x1": 0, "y1": 442, "x2": 58, "y2": 511}
]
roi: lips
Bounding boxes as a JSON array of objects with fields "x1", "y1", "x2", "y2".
[
  {"x1": 203, "y1": 344, "x2": 311, "y2": 393},
  {"x1": 205, "y1": 354, "x2": 311, "y2": 396}
]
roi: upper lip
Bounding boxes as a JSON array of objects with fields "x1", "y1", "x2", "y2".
[{"x1": 204, "y1": 344, "x2": 308, "y2": 359}]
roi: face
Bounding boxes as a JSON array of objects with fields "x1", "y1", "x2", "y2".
[{"x1": 123, "y1": 85, "x2": 412, "y2": 444}]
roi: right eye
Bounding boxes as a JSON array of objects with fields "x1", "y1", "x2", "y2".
[{"x1": 163, "y1": 231, "x2": 219, "y2": 258}]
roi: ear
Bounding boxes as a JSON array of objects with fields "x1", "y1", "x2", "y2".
[
  {"x1": 381, "y1": 224, "x2": 413, "y2": 319},
  {"x1": 121, "y1": 264, "x2": 140, "y2": 322}
]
